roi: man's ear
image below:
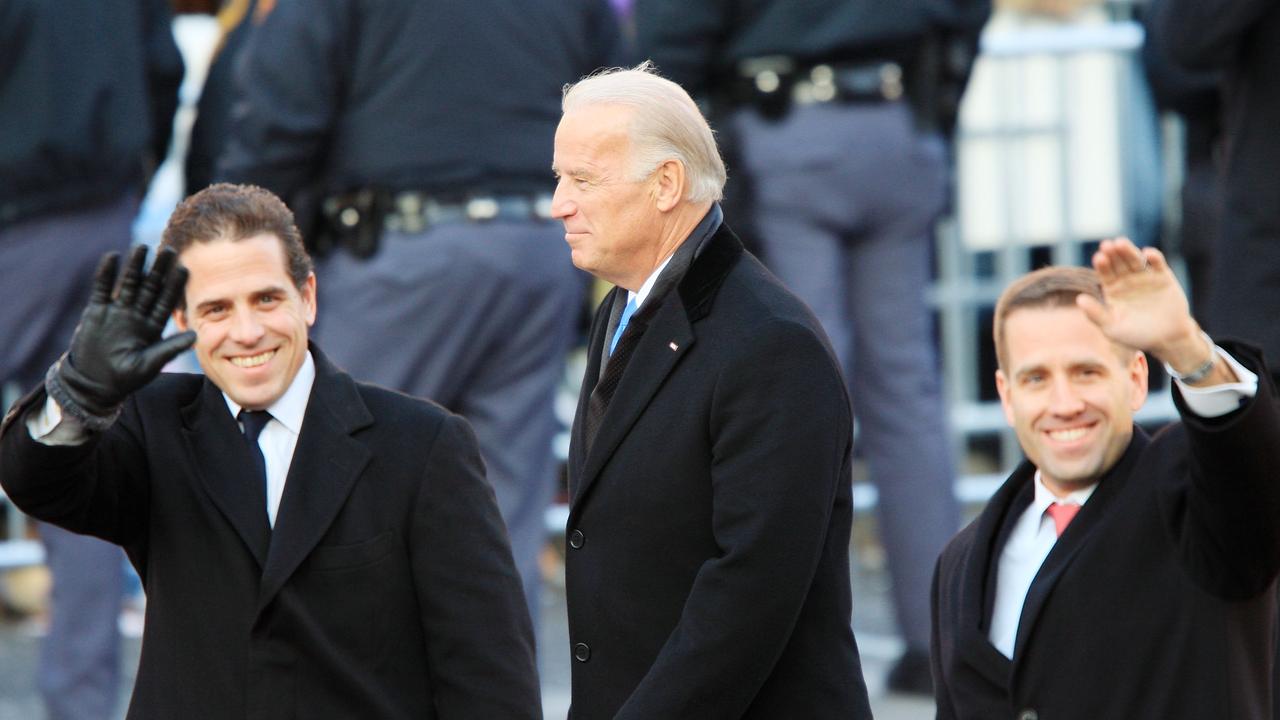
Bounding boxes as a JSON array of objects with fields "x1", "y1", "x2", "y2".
[
  {"x1": 173, "y1": 308, "x2": 189, "y2": 331},
  {"x1": 653, "y1": 159, "x2": 686, "y2": 212},
  {"x1": 995, "y1": 369, "x2": 1016, "y2": 427},
  {"x1": 1128, "y1": 350, "x2": 1149, "y2": 411},
  {"x1": 300, "y1": 273, "x2": 317, "y2": 326}
]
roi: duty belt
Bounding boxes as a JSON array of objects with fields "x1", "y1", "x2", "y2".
[
  {"x1": 325, "y1": 190, "x2": 554, "y2": 235},
  {"x1": 382, "y1": 192, "x2": 555, "y2": 233},
  {"x1": 728, "y1": 57, "x2": 905, "y2": 119},
  {"x1": 315, "y1": 190, "x2": 555, "y2": 259}
]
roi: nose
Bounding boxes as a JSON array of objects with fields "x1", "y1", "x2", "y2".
[
  {"x1": 551, "y1": 179, "x2": 575, "y2": 220},
  {"x1": 228, "y1": 307, "x2": 265, "y2": 346},
  {"x1": 1047, "y1": 377, "x2": 1086, "y2": 417}
]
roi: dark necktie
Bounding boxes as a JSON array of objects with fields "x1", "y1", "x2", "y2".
[
  {"x1": 584, "y1": 299, "x2": 656, "y2": 451},
  {"x1": 238, "y1": 409, "x2": 271, "y2": 517}
]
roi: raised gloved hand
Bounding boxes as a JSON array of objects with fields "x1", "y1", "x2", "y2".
[{"x1": 46, "y1": 245, "x2": 197, "y2": 431}]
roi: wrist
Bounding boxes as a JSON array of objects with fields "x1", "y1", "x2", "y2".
[
  {"x1": 1154, "y1": 318, "x2": 1211, "y2": 371},
  {"x1": 46, "y1": 356, "x2": 121, "y2": 432},
  {"x1": 1161, "y1": 331, "x2": 1218, "y2": 385}
]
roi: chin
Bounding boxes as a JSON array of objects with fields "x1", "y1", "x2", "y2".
[
  {"x1": 1045, "y1": 460, "x2": 1105, "y2": 488},
  {"x1": 229, "y1": 386, "x2": 277, "y2": 411}
]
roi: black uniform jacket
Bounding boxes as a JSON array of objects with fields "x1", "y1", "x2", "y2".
[
  {"x1": 932, "y1": 343, "x2": 1280, "y2": 720},
  {"x1": 0, "y1": 346, "x2": 540, "y2": 720},
  {"x1": 564, "y1": 223, "x2": 873, "y2": 719}
]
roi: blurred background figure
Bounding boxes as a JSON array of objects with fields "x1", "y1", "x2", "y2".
[
  {"x1": 1148, "y1": 0, "x2": 1280, "y2": 384},
  {"x1": 0, "y1": 1, "x2": 183, "y2": 718},
  {"x1": 216, "y1": 0, "x2": 622, "y2": 639},
  {"x1": 1140, "y1": 0, "x2": 1223, "y2": 311},
  {"x1": 1146, "y1": 3, "x2": 1280, "y2": 718},
  {"x1": 633, "y1": 0, "x2": 990, "y2": 694},
  {"x1": 184, "y1": 0, "x2": 262, "y2": 196}
]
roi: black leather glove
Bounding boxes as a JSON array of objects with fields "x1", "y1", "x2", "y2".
[{"x1": 46, "y1": 245, "x2": 197, "y2": 431}]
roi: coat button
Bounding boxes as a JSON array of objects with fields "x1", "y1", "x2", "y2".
[
  {"x1": 569, "y1": 529, "x2": 585, "y2": 549},
  {"x1": 1017, "y1": 710, "x2": 1038, "y2": 720},
  {"x1": 573, "y1": 642, "x2": 591, "y2": 662}
]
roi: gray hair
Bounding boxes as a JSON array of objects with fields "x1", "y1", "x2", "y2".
[{"x1": 562, "y1": 61, "x2": 726, "y2": 203}]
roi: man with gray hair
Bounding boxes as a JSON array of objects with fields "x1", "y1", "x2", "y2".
[{"x1": 554, "y1": 63, "x2": 873, "y2": 719}]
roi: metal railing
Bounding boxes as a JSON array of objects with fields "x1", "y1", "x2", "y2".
[{"x1": 937, "y1": 17, "x2": 1178, "y2": 503}]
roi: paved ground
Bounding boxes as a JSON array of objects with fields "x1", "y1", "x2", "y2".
[{"x1": 0, "y1": 514, "x2": 936, "y2": 720}]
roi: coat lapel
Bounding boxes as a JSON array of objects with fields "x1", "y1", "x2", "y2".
[
  {"x1": 568, "y1": 287, "x2": 617, "y2": 496},
  {"x1": 571, "y1": 299, "x2": 694, "y2": 508},
  {"x1": 1011, "y1": 430, "x2": 1150, "y2": 661},
  {"x1": 256, "y1": 348, "x2": 373, "y2": 612},
  {"x1": 181, "y1": 381, "x2": 272, "y2": 568},
  {"x1": 954, "y1": 465, "x2": 1030, "y2": 689},
  {"x1": 568, "y1": 223, "x2": 742, "y2": 511}
]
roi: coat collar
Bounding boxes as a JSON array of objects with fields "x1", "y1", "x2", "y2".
[
  {"x1": 952, "y1": 427, "x2": 1151, "y2": 686},
  {"x1": 180, "y1": 344, "x2": 373, "y2": 608},
  {"x1": 1010, "y1": 427, "x2": 1149, "y2": 661},
  {"x1": 568, "y1": 222, "x2": 744, "y2": 510}
]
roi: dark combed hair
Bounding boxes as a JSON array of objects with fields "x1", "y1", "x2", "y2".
[{"x1": 161, "y1": 183, "x2": 313, "y2": 304}]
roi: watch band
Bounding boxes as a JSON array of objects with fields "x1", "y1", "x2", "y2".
[{"x1": 1163, "y1": 331, "x2": 1218, "y2": 385}]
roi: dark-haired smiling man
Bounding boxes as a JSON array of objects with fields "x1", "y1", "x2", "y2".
[{"x1": 0, "y1": 183, "x2": 541, "y2": 719}]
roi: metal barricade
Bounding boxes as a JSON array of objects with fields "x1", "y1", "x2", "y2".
[{"x1": 935, "y1": 17, "x2": 1178, "y2": 506}]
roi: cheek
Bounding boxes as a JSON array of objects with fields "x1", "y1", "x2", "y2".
[{"x1": 192, "y1": 321, "x2": 229, "y2": 354}]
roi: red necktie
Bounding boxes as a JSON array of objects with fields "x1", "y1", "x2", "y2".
[{"x1": 1046, "y1": 502, "x2": 1081, "y2": 537}]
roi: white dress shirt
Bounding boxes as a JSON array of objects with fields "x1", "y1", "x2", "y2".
[
  {"x1": 629, "y1": 252, "x2": 675, "y2": 310},
  {"x1": 988, "y1": 473, "x2": 1097, "y2": 657},
  {"x1": 222, "y1": 351, "x2": 315, "y2": 527},
  {"x1": 988, "y1": 344, "x2": 1258, "y2": 658}
]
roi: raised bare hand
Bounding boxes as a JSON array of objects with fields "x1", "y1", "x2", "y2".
[{"x1": 1075, "y1": 237, "x2": 1210, "y2": 374}]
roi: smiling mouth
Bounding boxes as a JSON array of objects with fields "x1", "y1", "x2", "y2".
[
  {"x1": 1045, "y1": 426, "x2": 1091, "y2": 442},
  {"x1": 229, "y1": 350, "x2": 275, "y2": 369}
]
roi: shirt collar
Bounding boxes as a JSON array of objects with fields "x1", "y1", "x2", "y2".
[
  {"x1": 629, "y1": 203, "x2": 723, "y2": 308},
  {"x1": 1031, "y1": 469, "x2": 1098, "y2": 514},
  {"x1": 223, "y1": 351, "x2": 316, "y2": 435}
]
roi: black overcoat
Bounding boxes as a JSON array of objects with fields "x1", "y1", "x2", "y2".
[
  {"x1": 932, "y1": 344, "x2": 1280, "y2": 719},
  {"x1": 0, "y1": 347, "x2": 540, "y2": 719},
  {"x1": 565, "y1": 224, "x2": 873, "y2": 719}
]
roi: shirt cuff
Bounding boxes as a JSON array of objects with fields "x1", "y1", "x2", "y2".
[
  {"x1": 1173, "y1": 345, "x2": 1259, "y2": 418},
  {"x1": 26, "y1": 395, "x2": 91, "y2": 446}
]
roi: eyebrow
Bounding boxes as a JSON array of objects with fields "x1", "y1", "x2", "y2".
[
  {"x1": 553, "y1": 164, "x2": 595, "y2": 179},
  {"x1": 1014, "y1": 358, "x2": 1108, "y2": 378},
  {"x1": 192, "y1": 285, "x2": 289, "y2": 314}
]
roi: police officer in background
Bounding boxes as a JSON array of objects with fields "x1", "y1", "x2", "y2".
[
  {"x1": 634, "y1": 0, "x2": 991, "y2": 694},
  {"x1": 1, "y1": 2, "x2": 182, "y2": 718},
  {"x1": 217, "y1": 0, "x2": 621, "y2": 634}
]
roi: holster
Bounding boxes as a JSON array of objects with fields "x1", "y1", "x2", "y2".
[{"x1": 311, "y1": 189, "x2": 388, "y2": 259}]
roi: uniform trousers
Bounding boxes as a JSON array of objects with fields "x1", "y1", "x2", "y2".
[
  {"x1": 733, "y1": 100, "x2": 961, "y2": 652},
  {"x1": 314, "y1": 218, "x2": 582, "y2": 635}
]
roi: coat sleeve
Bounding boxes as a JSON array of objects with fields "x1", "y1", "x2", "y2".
[
  {"x1": 614, "y1": 318, "x2": 854, "y2": 719},
  {"x1": 141, "y1": 0, "x2": 183, "y2": 168},
  {"x1": 1166, "y1": 342, "x2": 1280, "y2": 599},
  {"x1": 0, "y1": 387, "x2": 151, "y2": 550},
  {"x1": 215, "y1": 0, "x2": 348, "y2": 202},
  {"x1": 409, "y1": 412, "x2": 542, "y2": 720}
]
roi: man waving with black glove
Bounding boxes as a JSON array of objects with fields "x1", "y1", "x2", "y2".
[
  {"x1": 0, "y1": 183, "x2": 542, "y2": 719},
  {"x1": 42, "y1": 245, "x2": 196, "y2": 432}
]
